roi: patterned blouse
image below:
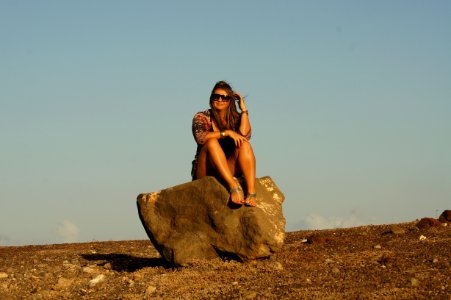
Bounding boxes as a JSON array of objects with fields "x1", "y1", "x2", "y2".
[{"x1": 191, "y1": 109, "x2": 251, "y2": 180}]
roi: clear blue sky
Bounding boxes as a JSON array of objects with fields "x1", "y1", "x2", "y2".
[{"x1": 1, "y1": 1, "x2": 450, "y2": 246}]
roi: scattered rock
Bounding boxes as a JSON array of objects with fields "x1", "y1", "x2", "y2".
[
  {"x1": 374, "y1": 244, "x2": 382, "y2": 249},
  {"x1": 377, "y1": 254, "x2": 395, "y2": 267},
  {"x1": 0, "y1": 272, "x2": 8, "y2": 279},
  {"x1": 89, "y1": 274, "x2": 106, "y2": 287},
  {"x1": 243, "y1": 290, "x2": 258, "y2": 299},
  {"x1": 416, "y1": 218, "x2": 441, "y2": 230},
  {"x1": 438, "y1": 210, "x2": 451, "y2": 223},
  {"x1": 53, "y1": 277, "x2": 74, "y2": 290},
  {"x1": 82, "y1": 266, "x2": 96, "y2": 274},
  {"x1": 410, "y1": 277, "x2": 420, "y2": 287},
  {"x1": 145, "y1": 285, "x2": 157, "y2": 296},
  {"x1": 306, "y1": 235, "x2": 333, "y2": 244},
  {"x1": 383, "y1": 226, "x2": 406, "y2": 235},
  {"x1": 419, "y1": 235, "x2": 427, "y2": 241},
  {"x1": 132, "y1": 272, "x2": 144, "y2": 281},
  {"x1": 272, "y1": 261, "x2": 284, "y2": 271},
  {"x1": 0, "y1": 218, "x2": 449, "y2": 299},
  {"x1": 137, "y1": 176, "x2": 285, "y2": 265}
]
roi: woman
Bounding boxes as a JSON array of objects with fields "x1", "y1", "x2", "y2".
[{"x1": 191, "y1": 81, "x2": 257, "y2": 206}]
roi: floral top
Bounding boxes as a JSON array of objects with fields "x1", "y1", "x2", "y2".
[{"x1": 191, "y1": 109, "x2": 251, "y2": 180}]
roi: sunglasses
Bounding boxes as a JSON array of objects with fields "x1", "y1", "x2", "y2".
[{"x1": 210, "y1": 93, "x2": 233, "y2": 102}]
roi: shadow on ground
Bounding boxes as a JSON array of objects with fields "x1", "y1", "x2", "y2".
[{"x1": 81, "y1": 253, "x2": 171, "y2": 272}]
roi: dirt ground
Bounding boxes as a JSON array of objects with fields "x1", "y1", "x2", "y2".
[{"x1": 0, "y1": 221, "x2": 450, "y2": 299}]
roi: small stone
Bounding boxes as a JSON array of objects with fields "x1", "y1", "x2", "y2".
[
  {"x1": 83, "y1": 267, "x2": 96, "y2": 274},
  {"x1": 132, "y1": 272, "x2": 144, "y2": 281},
  {"x1": 432, "y1": 258, "x2": 439, "y2": 263},
  {"x1": 232, "y1": 281, "x2": 238, "y2": 286},
  {"x1": 54, "y1": 277, "x2": 74, "y2": 290},
  {"x1": 374, "y1": 245, "x2": 382, "y2": 249},
  {"x1": 273, "y1": 261, "x2": 284, "y2": 271},
  {"x1": 325, "y1": 258, "x2": 334, "y2": 264},
  {"x1": 145, "y1": 285, "x2": 157, "y2": 296},
  {"x1": 243, "y1": 290, "x2": 258, "y2": 299},
  {"x1": 0, "y1": 272, "x2": 8, "y2": 279},
  {"x1": 390, "y1": 226, "x2": 405, "y2": 235},
  {"x1": 332, "y1": 267, "x2": 340, "y2": 274},
  {"x1": 89, "y1": 274, "x2": 106, "y2": 287},
  {"x1": 103, "y1": 263, "x2": 112, "y2": 270},
  {"x1": 411, "y1": 277, "x2": 420, "y2": 287},
  {"x1": 306, "y1": 278, "x2": 312, "y2": 284},
  {"x1": 419, "y1": 235, "x2": 427, "y2": 241}
]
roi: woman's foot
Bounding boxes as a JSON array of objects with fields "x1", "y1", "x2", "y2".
[
  {"x1": 229, "y1": 178, "x2": 244, "y2": 205},
  {"x1": 244, "y1": 193, "x2": 257, "y2": 207}
]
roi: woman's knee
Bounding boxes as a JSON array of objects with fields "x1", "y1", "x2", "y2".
[
  {"x1": 238, "y1": 141, "x2": 253, "y2": 154},
  {"x1": 204, "y1": 138, "x2": 220, "y2": 149}
]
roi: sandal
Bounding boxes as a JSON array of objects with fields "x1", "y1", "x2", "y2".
[
  {"x1": 244, "y1": 193, "x2": 257, "y2": 207},
  {"x1": 229, "y1": 178, "x2": 244, "y2": 205}
]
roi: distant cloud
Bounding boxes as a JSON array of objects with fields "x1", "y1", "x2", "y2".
[
  {"x1": 57, "y1": 220, "x2": 80, "y2": 243},
  {"x1": 302, "y1": 213, "x2": 365, "y2": 230}
]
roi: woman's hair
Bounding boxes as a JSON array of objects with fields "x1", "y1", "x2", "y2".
[{"x1": 209, "y1": 81, "x2": 240, "y2": 132}]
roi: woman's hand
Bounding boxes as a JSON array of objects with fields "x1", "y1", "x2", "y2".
[
  {"x1": 226, "y1": 130, "x2": 247, "y2": 147},
  {"x1": 234, "y1": 92, "x2": 247, "y2": 112}
]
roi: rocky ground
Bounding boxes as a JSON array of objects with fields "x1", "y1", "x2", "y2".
[{"x1": 0, "y1": 220, "x2": 450, "y2": 299}]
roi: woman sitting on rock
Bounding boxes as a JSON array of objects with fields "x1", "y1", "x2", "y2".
[{"x1": 191, "y1": 81, "x2": 257, "y2": 206}]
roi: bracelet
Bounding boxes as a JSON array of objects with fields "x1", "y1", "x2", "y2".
[
  {"x1": 241, "y1": 110, "x2": 248, "y2": 115},
  {"x1": 220, "y1": 131, "x2": 226, "y2": 137}
]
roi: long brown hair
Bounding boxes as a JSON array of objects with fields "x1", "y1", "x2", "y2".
[{"x1": 209, "y1": 81, "x2": 240, "y2": 132}]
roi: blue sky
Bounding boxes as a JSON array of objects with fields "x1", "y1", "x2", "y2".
[{"x1": 1, "y1": 1, "x2": 450, "y2": 246}]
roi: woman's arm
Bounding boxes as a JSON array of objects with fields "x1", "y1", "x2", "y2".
[
  {"x1": 192, "y1": 111, "x2": 232, "y2": 144},
  {"x1": 235, "y1": 93, "x2": 251, "y2": 138}
]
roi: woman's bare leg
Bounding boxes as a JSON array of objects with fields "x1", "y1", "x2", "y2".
[
  {"x1": 235, "y1": 142, "x2": 256, "y2": 197},
  {"x1": 196, "y1": 139, "x2": 244, "y2": 203}
]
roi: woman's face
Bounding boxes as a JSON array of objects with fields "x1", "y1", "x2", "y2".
[{"x1": 211, "y1": 88, "x2": 232, "y2": 112}]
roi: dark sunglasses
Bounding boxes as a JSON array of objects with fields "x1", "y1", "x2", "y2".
[{"x1": 210, "y1": 93, "x2": 232, "y2": 102}]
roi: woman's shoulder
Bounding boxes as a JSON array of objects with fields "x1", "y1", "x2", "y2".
[{"x1": 193, "y1": 109, "x2": 211, "y2": 119}]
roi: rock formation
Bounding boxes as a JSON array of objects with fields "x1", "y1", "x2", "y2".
[
  {"x1": 438, "y1": 210, "x2": 451, "y2": 223},
  {"x1": 416, "y1": 217, "x2": 442, "y2": 230},
  {"x1": 137, "y1": 176, "x2": 285, "y2": 266}
]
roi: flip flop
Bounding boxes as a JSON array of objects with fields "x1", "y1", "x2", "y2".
[
  {"x1": 229, "y1": 177, "x2": 244, "y2": 205},
  {"x1": 244, "y1": 193, "x2": 257, "y2": 207}
]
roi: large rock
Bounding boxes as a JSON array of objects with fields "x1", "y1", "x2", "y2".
[
  {"x1": 438, "y1": 210, "x2": 451, "y2": 223},
  {"x1": 137, "y1": 176, "x2": 285, "y2": 265}
]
